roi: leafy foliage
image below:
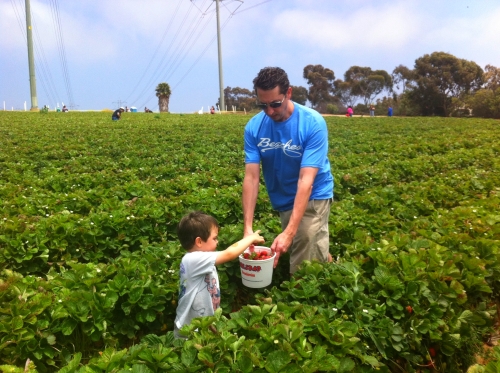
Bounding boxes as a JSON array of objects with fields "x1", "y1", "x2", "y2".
[
  {"x1": 343, "y1": 66, "x2": 393, "y2": 107},
  {"x1": 303, "y1": 64, "x2": 336, "y2": 112},
  {"x1": 223, "y1": 86, "x2": 256, "y2": 112},
  {"x1": 0, "y1": 112, "x2": 499, "y2": 372}
]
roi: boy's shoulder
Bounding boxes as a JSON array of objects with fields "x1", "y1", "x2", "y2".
[{"x1": 182, "y1": 250, "x2": 219, "y2": 262}]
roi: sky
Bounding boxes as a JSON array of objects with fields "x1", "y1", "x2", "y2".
[{"x1": 1, "y1": 0, "x2": 500, "y2": 113}]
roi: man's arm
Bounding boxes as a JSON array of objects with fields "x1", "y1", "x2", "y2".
[
  {"x1": 271, "y1": 166, "x2": 318, "y2": 268},
  {"x1": 242, "y1": 163, "x2": 260, "y2": 236}
]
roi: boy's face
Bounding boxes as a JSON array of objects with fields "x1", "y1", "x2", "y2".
[{"x1": 197, "y1": 226, "x2": 219, "y2": 252}]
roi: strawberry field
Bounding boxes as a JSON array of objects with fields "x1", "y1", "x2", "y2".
[{"x1": 1, "y1": 111, "x2": 499, "y2": 373}]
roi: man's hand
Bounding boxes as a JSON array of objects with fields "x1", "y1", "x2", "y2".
[{"x1": 270, "y1": 231, "x2": 294, "y2": 268}]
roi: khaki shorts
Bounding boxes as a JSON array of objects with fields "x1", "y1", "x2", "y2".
[{"x1": 279, "y1": 199, "x2": 332, "y2": 274}]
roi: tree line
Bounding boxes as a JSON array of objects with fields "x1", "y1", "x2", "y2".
[{"x1": 220, "y1": 51, "x2": 500, "y2": 118}]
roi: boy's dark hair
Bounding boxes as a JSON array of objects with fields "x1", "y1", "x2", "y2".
[
  {"x1": 253, "y1": 67, "x2": 290, "y2": 95},
  {"x1": 177, "y1": 211, "x2": 219, "y2": 250}
]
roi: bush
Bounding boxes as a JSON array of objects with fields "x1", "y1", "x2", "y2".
[
  {"x1": 326, "y1": 104, "x2": 340, "y2": 114},
  {"x1": 467, "y1": 88, "x2": 500, "y2": 119}
]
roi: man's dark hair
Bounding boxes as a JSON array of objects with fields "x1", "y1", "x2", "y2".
[
  {"x1": 253, "y1": 67, "x2": 290, "y2": 94},
  {"x1": 177, "y1": 211, "x2": 219, "y2": 250}
]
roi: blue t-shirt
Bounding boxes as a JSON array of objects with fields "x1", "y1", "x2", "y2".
[{"x1": 244, "y1": 102, "x2": 334, "y2": 211}]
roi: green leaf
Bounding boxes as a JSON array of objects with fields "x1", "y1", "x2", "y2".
[
  {"x1": 367, "y1": 328, "x2": 387, "y2": 359},
  {"x1": 339, "y1": 321, "x2": 358, "y2": 337},
  {"x1": 11, "y1": 316, "x2": 23, "y2": 331},
  {"x1": 458, "y1": 310, "x2": 474, "y2": 324},
  {"x1": 136, "y1": 309, "x2": 157, "y2": 323},
  {"x1": 311, "y1": 345, "x2": 327, "y2": 361},
  {"x1": 122, "y1": 301, "x2": 132, "y2": 315},
  {"x1": 46, "y1": 334, "x2": 56, "y2": 345},
  {"x1": 181, "y1": 345, "x2": 197, "y2": 367},
  {"x1": 237, "y1": 355, "x2": 253, "y2": 373},
  {"x1": 138, "y1": 349, "x2": 155, "y2": 364},
  {"x1": 363, "y1": 355, "x2": 382, "y2": 368},
  {"x1": 197, "y1": 347, "x2": 213, "y2": 364},
  {"x1": 129, "y1": 286, "x2": 144, "y2": 304},
  {"x1": 265, "y1": 350, "x2": 291, "y2": 373},
  {"x1": 338, "y1": 357, "x2": 355, "y2": 372},
  {"x1": 60, "y1": 318, "x2": 78, "y2": 335},
  {"x1": 57, "y1": 352, "x2": 82, "y2": 373},
  {"x1": 131, "y1": 364, "x2": 154, "y2": 373}
]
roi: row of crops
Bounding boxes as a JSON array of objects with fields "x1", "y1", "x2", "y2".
[{"x1": 1, "y1": 112, "x2": 499, "y2": 372}]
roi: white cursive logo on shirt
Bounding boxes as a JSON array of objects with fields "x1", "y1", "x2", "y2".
[{"x1": 257, "y1": 138, "x2": 302, "y2": 157}]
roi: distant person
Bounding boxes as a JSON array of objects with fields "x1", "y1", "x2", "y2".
[
  {"x1": 112, "y1": 107, "x2": 125, "y2": 121},
  {"x1": 387, "y1": 106, "x2": 393, "y2": 117},
  {"x1": 369, "y1": 104, "x2": 375, "y2": 117},
  {"x1": 144, "y1": 107, "x2": 153, "y2": 113},
  {"x1": 62, "y1": 105, "x2": 68, "y2": 112},
  {"x1": 174, "y1": 211, "x2": 265, "y2": 339},
  {"x1": 210, "y1": 106, "x2": 215, "y2": 114},
  {"x1": 346, "y1": 106, "x2": 353, "y2": 117},
  {"x1": 125, "y1": 106, "x2": 130, "y2": 112}
]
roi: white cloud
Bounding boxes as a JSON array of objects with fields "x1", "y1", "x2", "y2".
[
  {"x1": 2, "y1": 0, "x2": 500, "y2": 112},
  {"x1": 274, "y1": 4, "x2": 421, "y2": 52}
]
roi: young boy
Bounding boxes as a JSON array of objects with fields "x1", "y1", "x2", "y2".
[{"x1": 174, "y1": 211, "x2": 265, "y2": 338}]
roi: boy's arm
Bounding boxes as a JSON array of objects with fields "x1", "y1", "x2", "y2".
[{"x1": 215, "y1": 231, "x2": 265, "y2": 265}]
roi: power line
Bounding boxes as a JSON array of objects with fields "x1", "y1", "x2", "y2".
[
  {"x1": 49, "y1": 0, "x2": 75, "y2": 108},
  {"x1": 10, "y1": 0, "x2": 71, "y2": 108},
  {"x1": 139, "y1": 16, "x2": 235, "y2": 110},
  {"x1": 32, "y1": 15, "x2": 61, "y2": 105},
  {"x1": 112, "y1": 99, "x2": 127, "y2": 108},
  {"x1": 124, "y1": 0, "x2": 183, "y2": 103},
  {"x1": 140, "y1": 0, "x2": 272, "y2": 110},
  {"x1": 128, "y1": 2, "x2": 200, "y2": 106},
  {"x1": 233, "y1": 0, "x2": 272, "y2": 14}
]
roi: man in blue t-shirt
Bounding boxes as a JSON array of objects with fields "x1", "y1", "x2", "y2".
[{"x1": 243, "y1": 67, "x2": 334, "y2": 274}]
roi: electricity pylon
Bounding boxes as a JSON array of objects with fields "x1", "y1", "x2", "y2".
[{"x1": 25, "y1": 0, "x2": 38, "y2": 110}]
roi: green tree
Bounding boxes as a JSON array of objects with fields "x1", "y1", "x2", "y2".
[
  {"x1": 483, "y1": 64, "x2": 500, "y2": 91},
  {"x1": 406, "y1": 52, "x2": 483, "y2": 116},
  {"x1": 344, "y1": 66, "x2": 393, "y2": 106},
  {"x1": 392, "y1": 65, "x2": 414, "y2": 93},
  {"x1": 155, "y1": 83, "x2": 171, "y2": 113},
  {"x1": 223, "y1": 87, "x2": 256, "y2": 112},
  {"x1": 333, "y1": 79, "x2": 356, "y2": 109},
  {"x1": 291, "y1": 85, "x2": 308, "y2": 105},
  {"x1": 465, "y1": 88, "x2": 500, "y2": 118},
  {"x1": 460, "y1": 64, "x2": 500, "y2": 118},
  {"x1": 303, "y1": 64, "x2": 335, "y2": 112}
]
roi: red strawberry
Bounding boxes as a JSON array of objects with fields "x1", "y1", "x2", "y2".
[
  {"x1": 406, "y1": 305, "x2": 413, "y2": 314},
  {"x1": 243, "y1": 253, "x2": 250, "y2": 259},
  {"x1": 429, "y1": 347, "x2": 436, "y2": 357}
]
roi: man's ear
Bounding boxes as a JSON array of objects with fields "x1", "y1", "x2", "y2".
[{"x1": 194, "y1": 236, "x2": 203, "y2": 248}]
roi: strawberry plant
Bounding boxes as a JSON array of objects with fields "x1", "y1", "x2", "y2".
[{"x1": 0, "y1": 112, "x2": 499, "y2": 372}]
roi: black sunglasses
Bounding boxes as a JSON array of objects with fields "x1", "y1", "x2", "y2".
[{"x1": 256, "y1": 95, "x2": 286, "y2": 110}]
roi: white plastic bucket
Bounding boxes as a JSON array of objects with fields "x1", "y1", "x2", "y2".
[{"x1": 239, "y1": 246, "x2": 275, "y2": 288}]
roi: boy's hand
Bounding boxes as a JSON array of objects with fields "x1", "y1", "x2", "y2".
[{"x1": 251, "y1": 230, "x2": 265, "y2": 245}]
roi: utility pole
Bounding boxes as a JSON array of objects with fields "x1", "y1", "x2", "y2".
[
  {"x1": 113, "y1": 99, "x2": 127, "y2": 108},
  {"x1": 215, "y1": 0, "x2": 224, "y2": 112},
  {"x1": 25, "y1": 0, "x2": 38, "y2": 110},
  {"x1": 190, "y1": 0, "x2": 243, "y2": 112}
]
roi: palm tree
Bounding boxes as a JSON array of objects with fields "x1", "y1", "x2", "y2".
[{"x1": 155, "y1": 83, "x2": 171, "y2": 113}]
